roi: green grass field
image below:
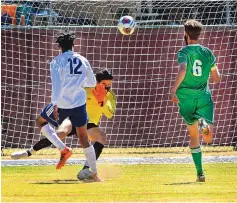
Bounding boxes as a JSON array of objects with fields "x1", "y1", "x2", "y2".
[{"x1": 2, "y1": 163, "x2": 237, "y2": 202}]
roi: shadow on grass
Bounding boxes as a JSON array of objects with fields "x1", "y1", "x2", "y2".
[
  {"x1": 164, "y1": 182, "x2": 197, "y2": 185},
  {"x1": 32, "y1": 179, "x2": 94, "y2": 184}
]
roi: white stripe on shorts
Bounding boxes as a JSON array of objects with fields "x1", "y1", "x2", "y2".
[{"x1": 46, "y1": 106, "x2": 54, "y2": 117}]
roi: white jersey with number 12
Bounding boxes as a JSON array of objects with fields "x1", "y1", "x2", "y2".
[{"x1": 50, "y1": 50, "x2": 96, "y2": 109}]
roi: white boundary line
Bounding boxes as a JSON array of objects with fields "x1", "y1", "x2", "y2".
[{"x1": 2, "y1": 156, "x2": 237, "y2": 166}]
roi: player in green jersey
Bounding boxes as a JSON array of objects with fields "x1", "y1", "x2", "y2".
[{"x1": 171, "y1": 20, "x2": 221, "y2": 182}]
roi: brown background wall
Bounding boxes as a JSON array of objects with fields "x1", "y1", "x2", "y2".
[{"x1": 1, "y1": 27, "x2": 236, "y2": 148}]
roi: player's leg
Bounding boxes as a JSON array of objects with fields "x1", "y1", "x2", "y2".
[
  {"x1": 11, "y1": 115, "x2": 72, "y2": 159},
  {"x1": 76, "y1": 125, "x2": 102, "y2": 181},
  {"x1": 13, "y1": 104, "x2": 72, "y2": 168},
  {"x1": 187, "y1": 122, "x2": 205, "y2": 182},
  {"x1": 33, "y1": 118, "x2": 73, "y2": 153},
  {"x1": 196, "y1": 95, "x2": 214, "y2": 144},
  {"x1": 38, "y1": 104, "x2": 70, "y2": 155},
  {"x1": 84, "y1": 124, "x2": 106, "y2": 169},
  {"x1": 199, "y1": 119, "x2": 213, "y2": 143},
  {"x1": 57, "y1": 118, "x2": 73, "y2": 139},
  {"x1": 78, "y1": 124, "x2": 106, "y2": 180},
  {"x1": 178, "y1": 99, "x2": 205, "y2": 182},
  {"x1": 11, "y1": 115, "x2": 51, "y2": 159},
  {"x1": 53, "y1": 119, "x2": 76, "y2": 168},
  {"x1": 70, "y1": 104, "x2": 101, "y2": 182},
  {"x1": 34, "y1": 118, "x2": 73, "y2": 168}
]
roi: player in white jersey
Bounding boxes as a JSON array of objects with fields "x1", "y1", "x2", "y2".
[
  {"x1": 51, "y1": 31, "x2": 101, "y2": 181},
  {"x1": 27, "y1": 34, "x2": 76, "y2": 171}
]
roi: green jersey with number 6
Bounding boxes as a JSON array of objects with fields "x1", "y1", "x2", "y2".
[{"x1": 176, "y1": 44, "x2": 216, "y2": 98}]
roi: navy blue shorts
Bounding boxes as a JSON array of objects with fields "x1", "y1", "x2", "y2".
[
  {"x1": 40, "y1": 103, "x2": 59, "y2": 127},
  {"x1": 40, "y1": 104, "x2": 74, "y2": 136},
  {"x1": 40, "y1": 104, "x2": 92, "y2": 136},
  {"x1": 58, "y1": 104, "x2": 88, "y2": 128}
]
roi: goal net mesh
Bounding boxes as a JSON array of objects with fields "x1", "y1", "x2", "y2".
[{"x1": 1, "y1": 0, "x2": 237, "y2": 153}]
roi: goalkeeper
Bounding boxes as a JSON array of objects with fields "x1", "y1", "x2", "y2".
[
  {"x1": 171, "y1": 20, "x2": 221, "y2": 182},
  {"x1": 11, "y1": 69, "x2": 116, "y2": 180}
]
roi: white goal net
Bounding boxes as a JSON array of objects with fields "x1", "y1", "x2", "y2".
[{"x1": 1, "y1": 0, "x2": 237, "y2": 152}]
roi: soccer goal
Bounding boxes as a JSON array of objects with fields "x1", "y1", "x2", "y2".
[{"x1": 1, "y1": 0, "x2": 237, "y2": 159}]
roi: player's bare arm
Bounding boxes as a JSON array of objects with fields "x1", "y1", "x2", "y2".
[
  {"x1": 210, "y1": 65, "x2": 221, "y2": 83},
  {"x1": 171, "y1": 63, "x2": 187, "y2": 103}
]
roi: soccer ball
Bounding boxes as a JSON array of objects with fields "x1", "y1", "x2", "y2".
[{"x1": 117, "y1": 16, "x2": 136, "y2": 35}]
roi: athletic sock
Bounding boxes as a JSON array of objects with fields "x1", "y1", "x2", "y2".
[
  {"x1": 83, "y1": 142, "x2": 104, "y2": 169},
  {"x1": 40, "y1": 124, "x2": 65, "y2": 151},
  {"x1": 33, "y1": 138, "x2": 52, "y2": 151},
  {"x1": 83, "y1": 145, "x2": 97, "y2": 174},
  {"x1": 191, "y1": 146, "x2": 203, "y2": 175}
]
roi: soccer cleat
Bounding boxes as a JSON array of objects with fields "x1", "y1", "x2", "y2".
[
  {"x1": 199, "y1": 119, "x2": 211, "y2": 136},
  {"x1": 11, "y1": 150, "x2": 29, "y2": 160},
  {"x1": 56, "y1": 147, "x2": 72, "y2": 170},
  {"x1": 196, "y1": 173, "x2": 205, "y2": 182},
  {"x1": 77, "y1": 168, "x2": 93, "y2": 180}
]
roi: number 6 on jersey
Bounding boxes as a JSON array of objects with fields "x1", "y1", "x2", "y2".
[{"x1": 193, "y1": 59, "x2": 202, "y2": 76}]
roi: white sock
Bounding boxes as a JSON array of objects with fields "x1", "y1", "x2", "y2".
[
  {"x1": 41, "y1": 124, "x2": 66, "y2": 151},
  {"x1": 83, "y1": 141, "x2": 94, "y2": 167},
  {"x1": 83, "y1": 145, "x2": 97, "y2": 174}
]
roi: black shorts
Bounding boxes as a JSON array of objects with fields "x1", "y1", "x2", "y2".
[
  {"x1": 87, "y1": 123, "x2": 99, "y2": 130},
  {"x1": 68, "y1": 123, "x2": 99, "y2": 136}
]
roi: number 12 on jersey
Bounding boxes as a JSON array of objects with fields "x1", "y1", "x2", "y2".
[
  {"x1": 193, "y1": 59, "x2": 202, "y2": 76},
  {"x1": 68, "y1": 58, "x2": 82, "y2": 74}
]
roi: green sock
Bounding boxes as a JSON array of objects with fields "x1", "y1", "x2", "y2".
[{"x1": 190, "y1": 146, "x2": 203, "y2": 175}]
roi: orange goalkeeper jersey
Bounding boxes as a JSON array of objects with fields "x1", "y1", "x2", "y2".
[{"x1": 85, "y1": 87, "x2": 116, "y2": 125}]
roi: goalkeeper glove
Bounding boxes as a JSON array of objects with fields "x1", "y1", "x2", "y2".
[{"x1": 92, "y1": 84, "x2": 107, "y2": 105}]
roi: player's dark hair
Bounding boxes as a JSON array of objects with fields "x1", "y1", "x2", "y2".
[
  {"x1": 56, "y1": 31, "x2": 75, "y2": 51},
  {"x1": 96, "y1": 69, "x2": 113, "y2": 82},
  {"x1": 184, "y1": 20, "x2": 203, "y2": 40}
]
